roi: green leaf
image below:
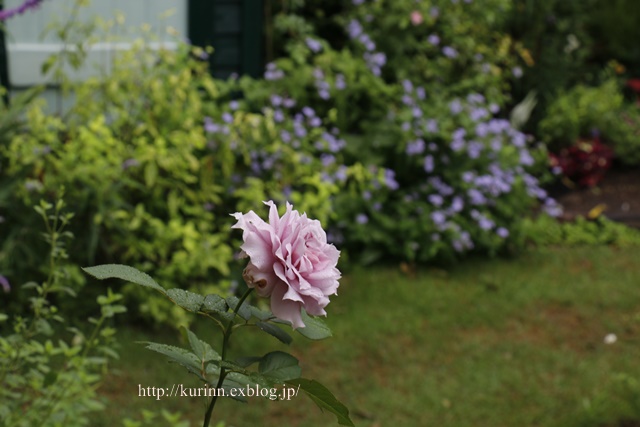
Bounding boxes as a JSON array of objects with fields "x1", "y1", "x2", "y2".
[
  {"x1": 201, "y1": 294, "x2": 228, "y2": 314},
  {"x1": 256, "y1": 321, "x2": 293, "y2": 345},
  {"x1": 258, "y1": 351, "x2": 301, "y2": 381},
  {"x1": 249, "y1": 305, "x2": 273, "y2": 321},
  {"x1": 296, "y1": 311, "x2": 332, "y2": 340},
  {"x1": 143, "y1": 342, "x2": 201, "y2": 375},
  {"x1": 82, "y1": 264, "x2": 165, "y2": 295},
  {"x1": 183, "y1": 327, "x2": 219, "y2": 362},
  {"x1": 234, "y1": 356, "x2": 263, "y2": 368},
  {"x1": 286, "y1": 378, "x2": 354, "y2": 427},
  {"x1": 166, "y1": 288, "x2": 205, "y2": 312},
  {"x1": 226, "y1": 296, "x2": 252, "y2": 321}
]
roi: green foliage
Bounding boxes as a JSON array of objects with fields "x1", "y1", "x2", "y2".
[
  {"x1": 1, "y1": 42, "x2": 236, "y2": 325},
  {"x1": 84, "y1": 264, "x2": 354, "y2": 427},
  {"x1": 0, "y1": 198, "x2": 124, "y2": 427},
  {"x1": 537, "y1": 77, "x2": 626, "y2": 148},
  {"x1": 522, "y1": 214, "x2": 640, "y2": 247}
]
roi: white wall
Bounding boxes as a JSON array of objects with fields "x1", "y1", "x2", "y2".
[{"x1": 4, "y1": 0, "x2": 188, "y2": 87}]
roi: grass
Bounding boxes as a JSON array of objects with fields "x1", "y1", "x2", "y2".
[{"x1": 97, "y1": 246, "x2": 640, "y2": 427}]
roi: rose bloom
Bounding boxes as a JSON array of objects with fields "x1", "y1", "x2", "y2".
[
  {"x1": 232, "y1": 201, "x2": 341, "y2": 328},
  {"x1": 410, "y1": 10, "x2": 423, "y2": 25}
]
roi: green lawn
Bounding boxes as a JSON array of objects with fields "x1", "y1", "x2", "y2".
[{"x1": 98, "y1": 246, "x2": 640, "y2": 427}]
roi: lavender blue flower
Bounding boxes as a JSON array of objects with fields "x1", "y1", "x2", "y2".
[
  {"x1": 0, "y1": 0, "x2": 44, "y2": 21},
  {"x1": 431, "y1": 211, "x2": 446, "y2": 226},
  {"x1": 449, "y1": 99, "x2": 463, "y2": 114},
  {"x1": 426, "y1": 119, "x2": 438, "y2": 133},
  {"x1": 229, "y1": 100, "x2": 239, "y2": 110},
  {"x1": 402, "y1": 94, "x2": 414, "y2": 106},
  {"x1": 451, "y1": 196, "x2": 464, "y2": 212},
  {"x1": 416, "y1": 86, "x2": 426, "y2": 100},
  {"x1": 429, "y1": 6, "x2": 440, "y2": 17},
  {"x1": 512, "y1": 66, "x2": 523, "y2": 78},
  {"x1": 442, "y1": 46, "x2": 458, "y2": 58},
  {"x1": 321, "y1": 154, "x2": 336, "y2": 167},
  {"x1": 270, "y1": 94, "x2": 283, "y2": 107},
  {"x1": 496, "y1": 227, "x2": 509, "y2": 238},
  {"x1": 427, "y1": 34, "x2": 440, "y2": 46},
  {"x1": 309, "y1": 117, "x2": 322, "y2": 128},
  {"x1": 264, "y1": 63, "x2": 284, "y2": 80},
  {"x1": 423, "y1": 155, "x2": 434, "y2": 173},
  {"x1": 466, "y1": 94, "x2": 483, "y2": 105},
  {"x1": 306, "y1": 37, "x2": 322, "y2": 53},
  {"x1": 468, "y1": 188, "x2": 487, "y2": 205},
  {"x1": 0, "y1": 275, "x2": 10, "y2": 293},
  {"x1": 204, "y1": 116, "x2": 220, "y2": 133},
  {"x1": 470, "y1": 108, "x2": 488, "y2": 121},
  {"x1": 402, "y1": 79, "x2": 413, "y2": 93},
  {"x1": 335, "y1": 165, "x2": 348, "y2": 182},
  {"x1": 222, "y1": 112, "x2": 233, "y2": 124},
  {"x1": 280, "y1": 130, "x2": 291, "y2": 143},
  {"x1": 335, "y1": 74, "x2": 346, "y2": 90},
  {"x1": 451, "y1": 139, "x2": 465, "y2": 152},
  {"x1": 356, "y1": 213, "x2": 369, "y2": 224},
  {"x1": 283, "y1": 98, "x2": 296, "y2": 108},
  {"x1": 347, "y1": 19, "x2": 364, "y2": 39},
  {"x1": 406, "y1": 139, "x2": 426, "y2": 155},
  {"x1": 274, "y1": 109, "x2": 285, "y2": 123},
  {"x1": 467, "y1": 141, "x2": 483, "y2": 159},
  {"x1": 384, "y1": 169, "x2": 399, "y2": 190},
  {"x1": 429, "y1": 194, "x2": 444, "y2": 206}
]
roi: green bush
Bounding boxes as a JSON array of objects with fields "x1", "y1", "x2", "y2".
[
  {"x1": 0, "y1": 198, "x2": 124, "y2": 427},
  {"x1": 2, "y1": 43, "x2": 234, "y2": 324},
  {"x1": 537, "y1": 75, "x2": 640, "y2": 165}
]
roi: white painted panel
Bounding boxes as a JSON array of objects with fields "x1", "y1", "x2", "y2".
[{"x1": 4, "y1": 0, "x2": 188, "y2": 87}]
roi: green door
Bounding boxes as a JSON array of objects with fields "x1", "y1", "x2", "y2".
[{"x1": 188, "y1": 0, "x2": 264, "y2": 79}]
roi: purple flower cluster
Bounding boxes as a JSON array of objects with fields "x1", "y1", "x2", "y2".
[
  {"x1": 306, "y1": 37, "x2": 322, "y2": 53},
  {"x1": 392, "y1": 81, "x2": 562, "y2": 253},
  {"x1": 0, "y1": 0, "x2": 43, "y2": 21},
  {"x1": 346, "y1": 19, "x2": 386, "y2": 76},
  {"x1": 264, "y1": 62, "x2": 284, "y2": 81},
  {"x1": 312, "y1": 68, "x2": 331, "y2": 100},
  {"x1": 0, "y1": 275, "x2": 10, "y2": 293}
]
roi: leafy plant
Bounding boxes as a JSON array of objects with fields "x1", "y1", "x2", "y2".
[{"x1": 0, "y1": 196, "x2": 125, "y2": 426}]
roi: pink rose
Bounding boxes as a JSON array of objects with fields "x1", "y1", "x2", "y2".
[
  {"x1": 410, "y1": 10, "x2": 423, "y2": 26},
  {"x1": 231, "y1": 201, "x2": 341, "y2": 329}
]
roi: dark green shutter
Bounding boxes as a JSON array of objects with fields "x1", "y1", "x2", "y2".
[
  {"x1": 0, "y1": 2, "x2": 10, "y2": 103},
  {"x1": 188, "y1": 0, "x2": 264, "y2": 79}
]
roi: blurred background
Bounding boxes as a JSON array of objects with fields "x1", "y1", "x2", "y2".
[{"x1": 1, "y1": 0, "x2": 640, "y2": 426}]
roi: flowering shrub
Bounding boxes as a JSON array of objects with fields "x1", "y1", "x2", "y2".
[
  {"x1": 342, "y1": 0, "x2": 525, "y2": 102},
  {"x1": 332, "y1": 87, "x2": 561, "y2": 263}
]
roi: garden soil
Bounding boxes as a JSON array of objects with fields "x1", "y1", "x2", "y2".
[{"x1": 549, "y1": 167, "x2": 640, "y2": 228}]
